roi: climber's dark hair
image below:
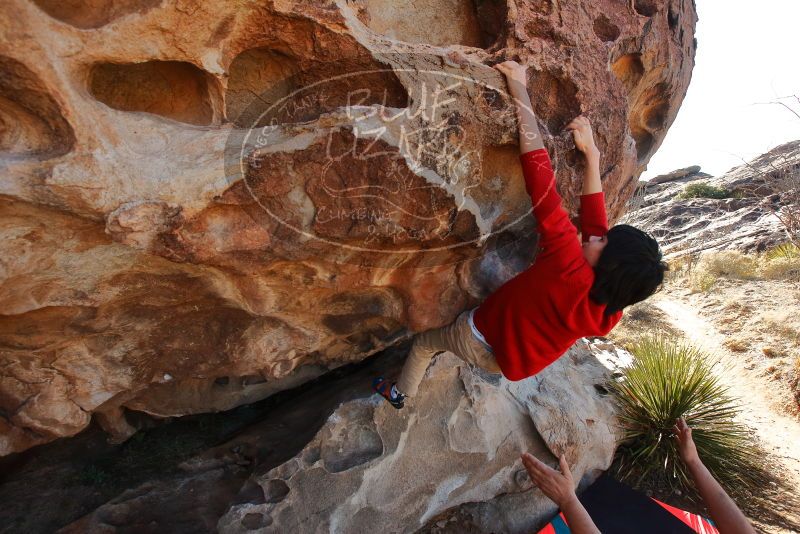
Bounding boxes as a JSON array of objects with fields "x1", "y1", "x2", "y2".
[{"x1": 589, "y1": 224, "x2": 667, "y2": 316}]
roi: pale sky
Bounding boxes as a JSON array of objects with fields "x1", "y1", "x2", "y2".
[{"x1": 642, "y1": 0, "x2": 800, "y2": 180}]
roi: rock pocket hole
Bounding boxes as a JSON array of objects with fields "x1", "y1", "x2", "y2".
[
  {"x1": 321, "y1": 422, "x2": 383, "y2": 473},
  {"x1": 593, "y1": 15, "x2": 620, "y2": 42},
  {"x1": 263, "y1": 479, "x2": 290, "y2": 504},
  {"x1": 232, "y1": 479, "x2": 268, "y2": 506},
  {"x1": 89, "y1": 61, "x2": 216, "y2": 125},
  {"x1": 527, "y1": 70, "x2": 580, "y2": 134},
  {"x1": 350, "y1": 0, "x2": 502, "y2": 48},
  {"x1": 514, "y1": 468, "x2": 531, "y2": 488},
  {"x1": 611, "y1": 53, "x2": 644, "y2": 93},
  {"x1": 668, "y1": 2, "x2": 680, "y2": 29},
  {"x1": 226, "y1": 48, "x2": 408, "y2": 127},
  {"x1": 0, "y1": 56, "x2": 75, "y2": 158},
  {"x1": 31, "y1": 0, "x2": 161, "y2": 28},
  {"x1": 594, "y1": 384, "x2": 610, "y2": 396},
  {"x1": 631, "y1": 125, "x2": 655, "y2": 163},
  {"x1": 644, "y1": 100, "x2": 669, "y2": 131},
  {"x1": 241, "y1": 512, "x2": 272, "y2": 530},
  {"x1": 631, "y1": 83, "x2": 669, "y2": 162},
  {"x1": 225, "y1": 48, "x2": 300, "y2": 127},
  {"x1": 634, "y1": 0, "x2": 658, "y2": 17}
]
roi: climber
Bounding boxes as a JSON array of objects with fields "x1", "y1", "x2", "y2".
[{"x1": 373, "y1": 60, "x2": 666, "y2": 409}]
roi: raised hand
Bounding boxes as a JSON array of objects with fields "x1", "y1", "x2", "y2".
[
  {"x1": 566, "y1": 115, "x2": 599, "y2": 157},
  {"x1": 673, "y1": 418, "x2": 756, "y2": 533},
  {"x1": 673, "y1": 417, "x2": 701, "y2": 466},
  {"x1": 493, "y1": 61, "x2": 541, "y2": 152},
  {"x1": 494, "y1": 60, "x2": 528, "y2": 84}
]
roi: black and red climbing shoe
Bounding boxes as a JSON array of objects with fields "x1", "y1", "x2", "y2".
[{"x1": 372, "y1": 377, "x2": 405, "y2": 409}]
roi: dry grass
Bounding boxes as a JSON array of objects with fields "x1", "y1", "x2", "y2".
[
  {"x1": 760, "y1": 243, "x2": 800, "y2": 280},
  {"x1": 760, "y1": 256, "x2": 800, "y2": 280},
  {"x1": 673, "y1": 248, "x2": 799, "y2": 294},
  {"x1": 724, "y1": 338, "x2": 750, "y2": 352},
  {"x1": 688, "y1": 270, "x2": 718, "y2": 293},
  {"x1": 760, "y1": 310, "x2": 800, "y2": 345},
  {"x1": 698, "y1": 250, "x2": 758, "y2": 279},
  {"x1": 608, "y1": 301, "x2": 679, "y2": 350}
]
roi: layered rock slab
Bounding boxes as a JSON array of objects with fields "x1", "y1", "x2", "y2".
[
  {"x1": 218, "y1": 343, "x2": 622, "y2": 534},
  {"x1": 1, "y1": 0, "x2": 697, "y2": 454},
  {"x1": 625, "y1": 140, "x2": 800, "y2": 256}
]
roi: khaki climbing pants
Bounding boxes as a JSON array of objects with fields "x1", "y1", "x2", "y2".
[{"x1": 397, "y1": 309, "x2": 502, "y2": 396}]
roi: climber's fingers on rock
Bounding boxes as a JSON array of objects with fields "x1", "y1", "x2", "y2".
[
  {"x1": 494, "y1": 60, "x2": 527, "y2": 80},
  {"x1": 566, "y1": 115, "x2": 590, "y2": 130}
]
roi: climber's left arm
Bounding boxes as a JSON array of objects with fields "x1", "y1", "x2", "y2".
[{"x1": 567, "y1": 116, "x2": 609, "y2": 241}]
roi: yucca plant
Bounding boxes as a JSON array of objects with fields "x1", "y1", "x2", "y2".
[
  {"x1": 765, "y1": 242, "x2": 800, "y2": 261},
  {"x1": 611, "y1": 336, "x2": 767, "y2": 498}
]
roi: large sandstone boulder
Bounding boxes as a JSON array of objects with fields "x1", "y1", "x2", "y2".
[
  {"x1": 0, "y1": 0, "x2": 696, "y2": 454},
  {"x1": 217, "y1": 342, "x2": 625, "y2": 534}
]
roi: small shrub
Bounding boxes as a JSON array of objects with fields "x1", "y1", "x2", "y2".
[
  {"x1": 688, "y1": 270, "x2": 717, "y2": 292},
  {"x1": 678, "y1": 182, "x2": 731, "y2": 200},
  {"x1": 611, "y1": 336, "x2": 767, "y2": 497},
  {"x1": 760, "y1": 257, "x2": 800, "y2": 280},
  {"x1": 697, "y1": 250, "x2": 757, "y2": 279},
  {"x1": 793, "y1": 357, "x2": 800, "y2": 406},
  {"x1": 664, "y1": 255, "x2": 691, "y2": 281},
  {"x1": 762, "y1": 347, "x2": 780, "y2": 358},
  {"x1": 608, "y1": 302, "x2": 679, "y2": 349},
  {"x1": 759, "y1": 245, "x2": 800, "y2": 281}
]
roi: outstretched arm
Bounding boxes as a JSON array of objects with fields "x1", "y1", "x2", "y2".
[
  {"x1": 494, "y1": 61, "x2": 544, "y2": 154},
  {"x1": 493, "y1": 61, "x2": 560, "y2": 224},
  {"x1": 522, "y1": 453, "x2": 601, "y2": 534},
  {"x1": 494, "y1": 61, "x2": 583, "y2": 267},
  {"x1": 674, "y1": 418, "x2": 756, "y2": 534},
  {"x1": 566, "y1": 116, "x2": 608, "y2": 241}
]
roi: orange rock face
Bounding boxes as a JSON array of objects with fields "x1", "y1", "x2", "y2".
[{"x1": 0, "y1": 0, "x2": 696, "y2": 454}]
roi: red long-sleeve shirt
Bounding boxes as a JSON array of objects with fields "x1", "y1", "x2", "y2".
[{"x1": 473, "y1": 148, "x2": 622, "y2": 381}]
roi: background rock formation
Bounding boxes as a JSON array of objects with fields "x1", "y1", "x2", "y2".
[
  {"x1": 0, "y1": 0, "x2": 697, "y2": 454},
  {"x1": 625, "y1": 140, "x2": 799, "y2": 256}
]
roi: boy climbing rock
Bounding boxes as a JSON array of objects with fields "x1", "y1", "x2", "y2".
[{"x1": 374, "y1": 60, "x2": 666, "y2": 409}]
